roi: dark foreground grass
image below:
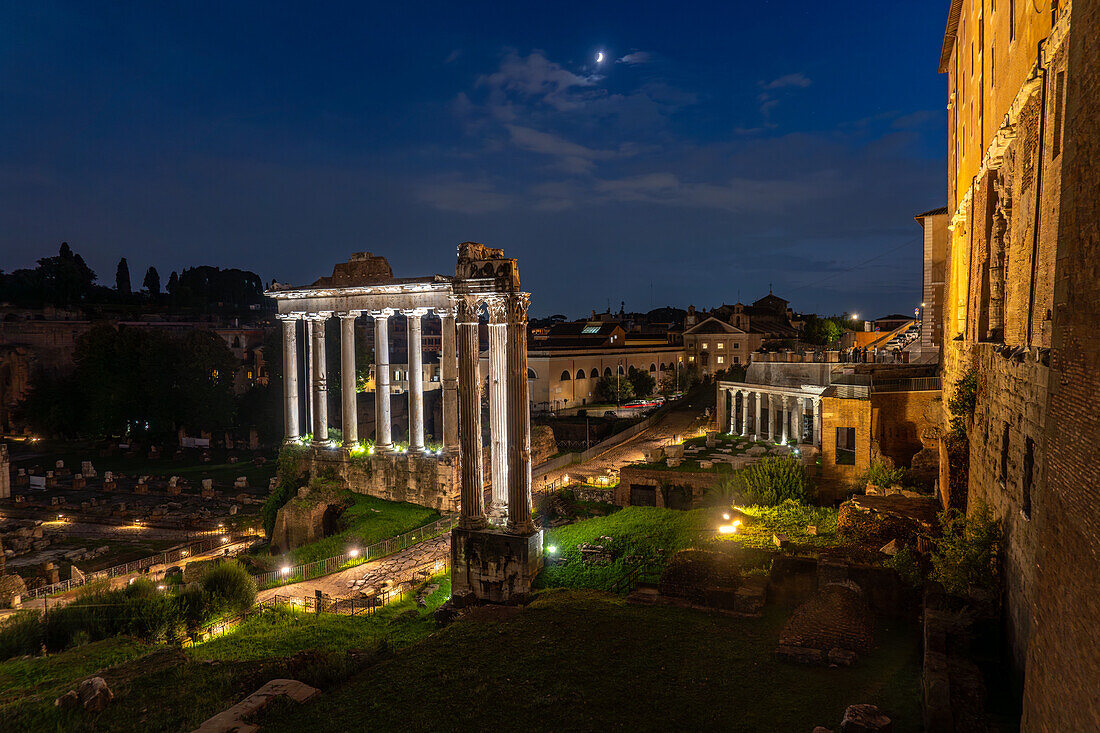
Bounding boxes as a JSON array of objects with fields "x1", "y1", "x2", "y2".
[
  {"x1": 3, "y1": 575, "x2": 450, "y2": 732},
  {"x1": 264, "y1": 589, "x2": 924, "y2": 733}
]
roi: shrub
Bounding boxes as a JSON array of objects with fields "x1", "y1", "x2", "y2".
[
  {"x1": 201, "y1": 560, "x2": 258, "y2": 616},
  {"x1": 885, "y1": 546, "x2": 923, "y2": 589},
  {"x1": 0, "y1": 611, "x2": 44, "y2": 659},
  {"x1": 861, "y1": 460, "x2": 906, "y2": 490},
  {"x1": 947, "y1": 368, "x2": 979, "y2": 439},
  {"x1": 740, "y1": 456, "x2": 809, "y2": 506},
  {"x1": 931, "y1": 501, "x2": 1001, "y2": 596}
]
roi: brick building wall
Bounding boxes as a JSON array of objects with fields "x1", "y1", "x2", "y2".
[
  {"x1": 1022, "y1": 0, "x2": 1100, "y2": 725},
  {"x1": 818, "y1": 395, "x2": 871, "y2": 490},
  {"x1": 870, "y1": 390, "x2": 942, "y2": 469}
]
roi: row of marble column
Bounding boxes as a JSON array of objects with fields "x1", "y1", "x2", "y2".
[
  {"x1": 456, "y1": 293, "x2": 534, "y2": 534},
  {"x1": 722, "y1": 389, "x2": 822, "y2": 447},
  {"x1": 277, "y1": 308, "x2": 459, "y2": 454}
]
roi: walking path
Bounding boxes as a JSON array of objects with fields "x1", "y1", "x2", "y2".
[{"x1": 256, "y1": 534, "x2": 450, "y2": 603}]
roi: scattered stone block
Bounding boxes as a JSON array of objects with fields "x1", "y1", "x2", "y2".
[
  {"x1": 193, "y1": 679, "x2": 320, "y2": 733},
  {"x1": 699, "y1": 460, "x2": 713, "y2": 470},
  {"x1": 667, "y1": 458, "x2": 683, "y2": 468},
  {"x1": 879, "y1": 539, "x2": 899, "y2": 556},
  {"x1": 202, "y1": 479, "x2": 214, "y2": 490},
  {"x1": 705, "y1": 431, "x2": 718, "y2": 448},
  {"x1": 839, "y1": 704, "x2": 892, "y2": 732},
  {"x1": 77, "y1": 677, "x2": 114, "y2": 712},
  {"x1": 81, "y1": 461, "x2": 97, "y2": 478},
  {"x1": 233, "y1": 476, "x2": 248, "y2": 489},
  {"x1": 665, "y1": 444, "x2": 685, "y2": 459}
]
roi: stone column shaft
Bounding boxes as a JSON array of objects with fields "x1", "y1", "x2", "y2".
[
  {"x1": 456, "y1": 299, "x2": 487, "y2": 528},
  {"x1": 780, "y1": 396, "x2": 789, "y2": 445},
  {"x1": 440, "y1": 311, "x2": 460, "y2": 453},
  {"x1": 371, "y1": 310, "x2": 394, "y2": 451},
  {"x1": 487, "y1": 301, "x2": 509, "y2": 520},
  {"x1": 339, "y1": 313, "x2": 358, "y2": 447},
  {"x1": 813, "y1": 398, "x2": 822, "y2": 448},
  {"x1": 716, "y1": 386, "x2": 728, "y2": 434},
  {"x1": 753, "y1": 392, "x2": 761, "y2": 441},
  {"x1": 404, "y1": 310, "x2": 427, "y2": 452},
  {"x1": 505, "y1": 293, "x2": 534, "y2": 535},
  {"x1": 309, "y1": 314, "x2": 331, "y2": 445},
  {"x1": 793, "y1": 397, "x2": 802, "y2": 444},
  {"x1": 741, "y1": 391, "x2": 750, "y2": 437},
  {"x1": 279, "y1": 315, "x2": 301, "y2": 443}
]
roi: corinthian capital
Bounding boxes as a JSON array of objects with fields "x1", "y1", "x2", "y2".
[
  {"x1": 484, "y1": 295, "x2": 509, "y2": 324},
  {"x1": 455, "y1": 294, "x2": 481, "y2": 324},
  {"x1": 507, "y1": 292, "x2": 531, "y2": 323}
]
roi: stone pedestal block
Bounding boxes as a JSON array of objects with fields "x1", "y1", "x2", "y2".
[{"x1": 450, "y1": 527, "x2": 543, "y2": 603}]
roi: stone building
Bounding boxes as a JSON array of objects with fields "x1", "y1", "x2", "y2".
[
  {"x1": 915, "y1": 206, "x2": 950, "y2": 352},
  {"x1": 682, "y1": 293, "x2": 801, "y2": 375},
  {"x1": 937, "y1": 0, "x2": 1100, "y2": 725}
]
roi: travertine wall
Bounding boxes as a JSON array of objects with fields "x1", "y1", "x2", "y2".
[
  {"x1": 1023, "y1": 0, "x2": 1100, "y2": 724},
  {"x1": 310, "y1": 449, "x2": 460, "y2": 512}
]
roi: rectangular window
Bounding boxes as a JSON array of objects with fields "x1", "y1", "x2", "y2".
[
  {"x1": 836, "y1": 427, "x2": 856, "y2": 465},
  {"x1": 717, "y1": 356, "x2": 725, "y2": 365},
  {"x1": 702, "y1": 342, "x2": 708, "y2": 349},
  {"x1": 733, "y1": 342, "x2": 740, "y2": 349},
  {"x1": 717, "y1": 342, "x2": 724, "y2": 349},
  {"x1": 688, "y1": 356, "x2": 695, "y2": 362},
  {"x1": 733, "y1": 356, "x2": 740, "y2": 364},
  {"x1": 1022, "y1": 436, "x2": 1034, "y2": 519},
  {"x1": 1052, "y1": 70, "x2": 1066, "y2": 159}
]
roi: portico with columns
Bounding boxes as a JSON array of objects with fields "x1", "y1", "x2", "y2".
[
  {"x1": 266, "y1": 246, "x2": 542, "y2": 603},
  {"x1": 716, "y1": 380, "x2": 825, "y2": 448}
]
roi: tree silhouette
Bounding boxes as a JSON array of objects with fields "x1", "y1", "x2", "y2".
[
  {"x1": 115, "y1": 258, "x2": 131, "y2": 295},
  {"x1": 143, "y1": 266, "x2": 161, "y2": 295}
]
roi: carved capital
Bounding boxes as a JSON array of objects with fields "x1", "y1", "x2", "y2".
[
  {"x1": 434, "y1": 304, "x2": 458, "y2": 320},
  {"x1": 484, "y1": 295, "x2": 509, "y2": 324},
  {"x1": 366, "y1": 308, "x2": 395, "y2": 319},
  {"x1": 455, "y1": 295, "x2": 482, "y2": 325},
  {"x1": 336, "y1": 310, "x2": 361, "y2": 320},
  {"x1": 400, "y1": 307, "x2": 430, "y2": 319},
  {"x1": 304, "y1": 311, "x2": 333, "y2": 322},
  {"x1": 507, "y1": 292, "x2": 530, "y2": 324},
  {"x1": 275, "y1": 313, "x2": 301, "y2": 322}
]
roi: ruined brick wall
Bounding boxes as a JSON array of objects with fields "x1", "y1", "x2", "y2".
[
  {"x1": 819, "y1": 395, "x2": 871, "y2": 490},
  {"x1": 311, "y1": 449, "x2": 460, "y2": 512},
  {"x1": 615, "y1": 466, "x2": 723, "y2": 508},
  {"x1": 869, "y1": 390, "x2": 942, "y2": 470},
  {"x1": 1023, "y1": 1, "x2": 1100, "y2": 726}
]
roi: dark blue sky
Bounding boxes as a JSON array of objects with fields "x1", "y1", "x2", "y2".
[{"x1": 0, "y1": 1, "x2": 947, "y2": 318}]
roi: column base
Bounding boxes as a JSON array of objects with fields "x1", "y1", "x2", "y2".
[{"x1": 450, "y1": 526, "x2": 544, "y2": 604}]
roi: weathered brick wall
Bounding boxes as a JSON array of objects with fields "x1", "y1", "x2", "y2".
[
  {"x1": 1023, "y1": 2, "x2": 1100, "y2": 726},
  {"x1": 819, "y1": 395, "x2": 871, "y2": 489},
  {"x1": 615, "y1": 465, "x2": 722, "y2": 508},
  {"x1": 869, "y1": 390, "x2": 942, "y2": 470},
  {"x1": 311, "y1": 449, "x2": 460, "y2": 512}
]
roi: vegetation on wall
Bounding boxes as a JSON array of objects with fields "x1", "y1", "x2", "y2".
[
  {"x1": 263, "y1": 443, "x2": 309, "y2": 537},
  {"x1": 930, "y1": 501, "x2": 1001, "y2": 597},
  {"x1": 947, "y1": 367, "x2": 979, "y2": 439},
  {"x1": 860, "y1": 460, "x2": 907, "y2": 490}
]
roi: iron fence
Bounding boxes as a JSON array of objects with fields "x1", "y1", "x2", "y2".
[
  {"x1": 26, "y1": 531, "x2": 258, "y2": 600},
  {"x1": 256, "y1": 514, "x2": 458, "y2": 589}
]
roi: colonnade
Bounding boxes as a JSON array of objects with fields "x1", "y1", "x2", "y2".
[
  {"x1": 717, "y1": 385, "x2": 822, "y2": 447},
  {"x1": 276, "y1": 307, "x2": 459, "y2": 454}
]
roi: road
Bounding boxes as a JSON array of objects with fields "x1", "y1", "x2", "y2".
[{"x1": 535, "y1": 395, "x2": 712, "y2": 488}]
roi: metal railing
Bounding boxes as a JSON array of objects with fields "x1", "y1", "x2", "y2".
[
  {"x1": 26, "y1": 531, "x2": 258, "y2": 600},
  {"x1": 871, "y1": 376, "x2": 942, "y2": 393},
  {"x1": 255, "y1": 513, "x2": 458, "y2": 588}
]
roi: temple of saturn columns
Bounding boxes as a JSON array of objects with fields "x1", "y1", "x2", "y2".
[{"x1": 265, "y1": 244, "x2": 542, "y2": 602}]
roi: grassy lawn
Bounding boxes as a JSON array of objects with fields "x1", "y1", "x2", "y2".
[
  {"x1": 253, "y1": 493, "x2": 443, "y2": 568},
  {"x1": 263, "y1": 589, "x2": 924, "y2": 732},
  {"x1": 1, "y1": 575, "x2": 451, "y2": 732},
  {"x1": 537, "y1": 504, "x2": 843, "y2": 590}
]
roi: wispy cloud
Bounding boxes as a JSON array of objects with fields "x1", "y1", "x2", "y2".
[
  {"x1": 617, "y1": 51, "x2": 653, "y2": 65},
  {"x1": 444, "y1": 49, "x2": 462, "y2": 64},
  {"x1": 763, "y1": 72, "x2": 812, "y2": 89},
  {"x1": 417, "y1": 177, "x2": 514, "y2": 213}
]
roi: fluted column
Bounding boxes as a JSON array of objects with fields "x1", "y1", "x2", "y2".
[
  {"x1": 506, "y1": 292, "x2": 534, "y2": 535},
  {"x1": 753, "y1": 392, "x2": 761, "y2": 441},
  {"x1": 741, "y1": 390, "x2": 750, "y2": 437},
  {"x1": 278, "y1": 314, "x2": 301, "y2": 443},
  {"x1": 403, "y1": 308, "x2": 428, "y2": 453},
  {"x1": 305, "y1": 320, "x2": 314, "y2": 433},
  {"x1": 793, "y1": 396, "x2": 803, "y2": 445},
  {"x1": 308, "y1": 313, "x2": 332, "y2": 446},
  {"x1": 439, "y1": 307, "x2": 460, "y2": 453},
  {"x1": 486, "y1": 296, "x2": 509, "y2": 522},
  {"x1": 456, "y1": 296, "x2": 487, "y2": 528},
  {"x1": 338, "y1": 312, "x2": 359, "y2": 447},
  {"x1": 768, "y1": 394, "x2": 777, "y2": 442},
  {"x1": 369, "y1": 309, "x2": 395, "y2": 452},
  {"x1": 780, "y1": 395, "x2": 789, "y2": 444},
  {"x1": 813, "y1": 397, "x2": 822, "y2": 448}
]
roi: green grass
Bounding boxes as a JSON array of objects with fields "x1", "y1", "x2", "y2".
[
  {"x1": 537, "y1": 504, "x2": 844, "y2": 590},
  {"x1": 537, "y1": 506, "x2": 710, "y2": 591},
  {"x1": 256, "y1": 493, "x2": 442, "y2": 567},
  {"x1": 263, "y1": 589, "x2": 925, "y2": 732},
  {"x1": 1, "y1": 574, "x2": 451, "y2": 732}
]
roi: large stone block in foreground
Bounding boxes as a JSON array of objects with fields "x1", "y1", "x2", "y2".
[{"x1": 451, "y1": 527, "x2": 543, "y2": 603}]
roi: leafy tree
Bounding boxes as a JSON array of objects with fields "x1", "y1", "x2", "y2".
[
  {"x1": 143, "y1": 266, "x2": 161, "y2": 295},
  {"x1": 595, "y1": 375, "x2": 634, "y2": 403},
  {"x1": 115, "y1": 257, "x2": 131, "y2": 295},
  {"x1": 931, "y1": 501, "x2": 1001, "y2": 596},
  {"x1": 627, "y1": 367, "x2": 656, "y2": 398},
  {"x1": 741, "y1": 455, "x2": 810, "y2": 505}
]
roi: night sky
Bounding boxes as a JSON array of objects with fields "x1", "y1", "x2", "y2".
[{"x1": 0, "y1": 1, "x2": 947, "y2": 319}]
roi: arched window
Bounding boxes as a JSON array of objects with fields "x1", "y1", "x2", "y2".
[
  {"x1": 576, "y1": 369, "x2": 586, "y2": 380},
  {"x1": 649, "y1": 363, "x2": 656, "y2": 372},
  {"x1": 559, "y1": 370, "x2": 571, "y2": 381},
  {"x1": 659, "y1": 363, "x2": 667, "y2": 371},
  {"x1": 603, "y1": 367, "x2": 612, "y2": 378},
  {"x1": 617, "y1": 365, "x2": 625, "y2": 376},
  {"x1": 590, "y1": 368, "x2": 599, "y2": 379},
  {"x1": 527, "y1": 368, "x2": 537, "y2": 379}
]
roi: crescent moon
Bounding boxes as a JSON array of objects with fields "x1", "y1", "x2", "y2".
[{"x1": 596, "y1": 52, "x2": 604, "y2": 63}]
